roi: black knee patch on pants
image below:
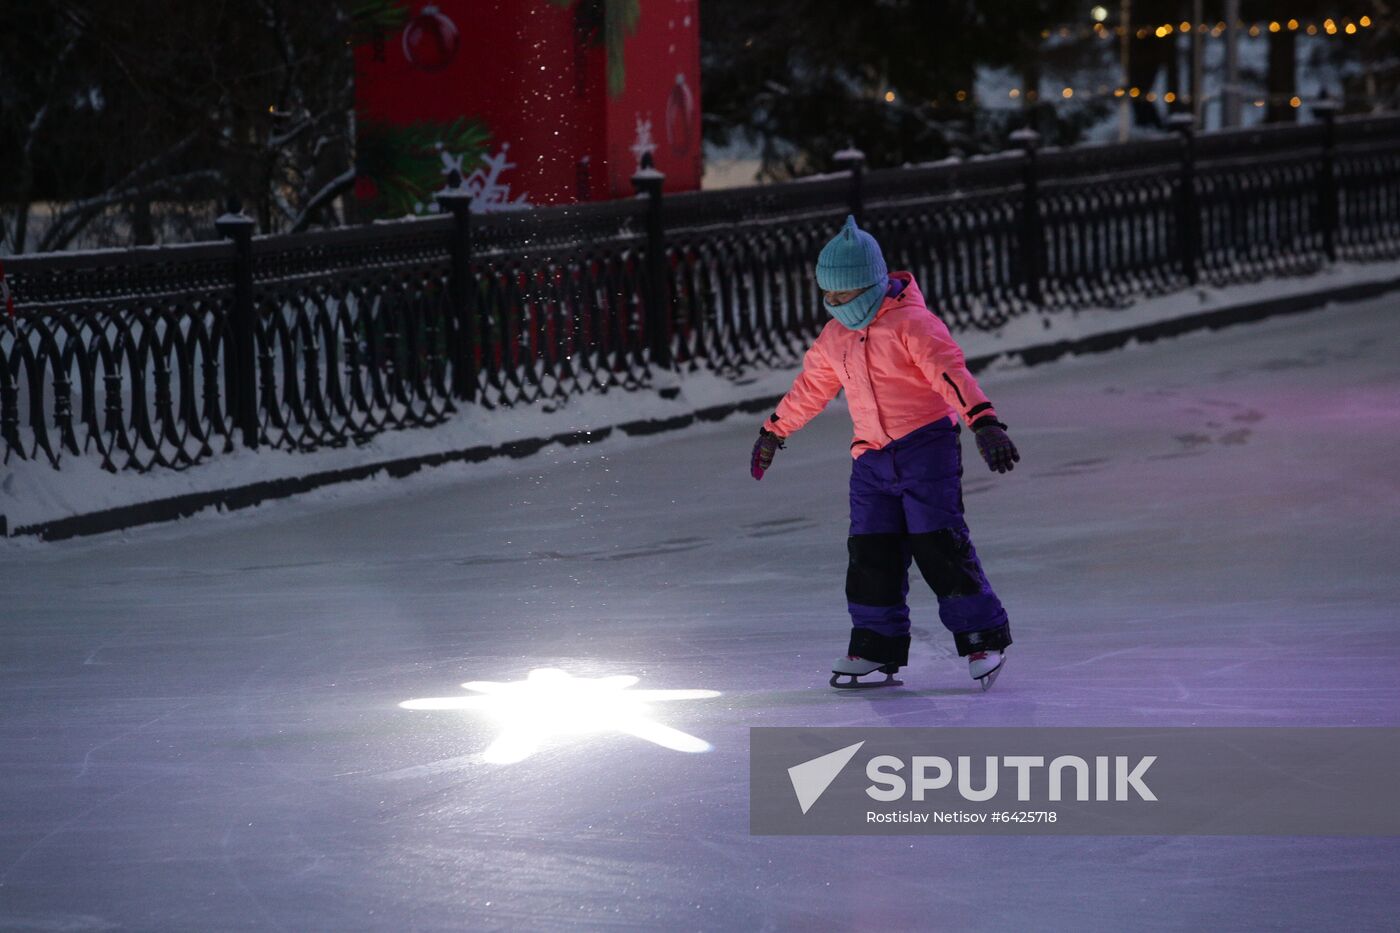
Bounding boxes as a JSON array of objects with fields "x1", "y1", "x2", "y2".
[
  {"x1": 846, "y1": 534, "x2": 908, "y2": 606},
  {"x1": 954, "y1": 623, "x2": 1012, "y2": 656},
  {"x1": 848, "y1": 628, "x2": 911, "y2": 667},
  {"x1": 909, "y1": 527, "x2": 984, "y2": 598}
]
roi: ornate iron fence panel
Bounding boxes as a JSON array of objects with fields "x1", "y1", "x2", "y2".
[
  {"x1": 469, "y1": 236, "x2": 652, "y2": 410},
  {"x1": 668, "y1": 210, "x2": 843, "y2": 379},
  {"x1": 866, "y1": 190, "x2": 1026, "y2": 331},
  {"x1": 2, "y1": 242, "x2": 237, "y2": 473},
  {"x1": 3, "y1": 113, "x2": 1396, "y2": 477},
  {"x1": 1036, "y1": 164, "x2": 1182, "y2": 310},
  {"x1": 1196, "y1": 152, "x2": 1326, "y2": 284},
  {"x1": 250, "y1": 264, "x2": 457, "y2": 453},
  {"x1": 1335, "y1": 115, "x2": 1400, "y2": 261}
]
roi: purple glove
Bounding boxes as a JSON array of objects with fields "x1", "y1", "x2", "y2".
[
  {"x1": 750, "y1": 428, "x2": 785, "y2": 480},
  {"x1": 973, "y1": 420, "x2": 1020, "y2": 474}
]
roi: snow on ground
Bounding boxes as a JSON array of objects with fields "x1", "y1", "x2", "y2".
[
  {"x1": 1, "y1": 290, "x2": 1398, "y2": 931},
  {"x1": 6, "y1": 256, "x2": 1397, "y2": 533}
]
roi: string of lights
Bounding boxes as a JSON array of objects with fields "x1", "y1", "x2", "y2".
[
  {"x1": 876, "y1": 14, "x2": 1388, "y2": 110},
  {"x1": 1045, "y1": 13, "x2": 1382, "y2": 41},
  {"x1": 905, "y1": 88, "x2": 1365, "y2": 109}
]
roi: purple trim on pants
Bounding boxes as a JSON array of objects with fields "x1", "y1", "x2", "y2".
[{"x1": 847, "y1": 416, "x2": 1008, "y2": 637}]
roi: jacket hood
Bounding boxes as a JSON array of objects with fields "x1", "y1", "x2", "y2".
[{"x1": 873, "y1": 271, "x2": 924, "y2": 322}]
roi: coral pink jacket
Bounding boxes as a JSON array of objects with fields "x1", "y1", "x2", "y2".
[{"x1": 761, "y1": 271, "x2": 997, "y2": 458}]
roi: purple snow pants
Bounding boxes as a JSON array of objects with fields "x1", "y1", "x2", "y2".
[{"x1": 846, "y1": 416, "x2": 1009, "y2": 654}]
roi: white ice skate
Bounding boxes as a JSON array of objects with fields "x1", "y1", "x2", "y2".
[
  {"x1": 830, "y1": 656, "x2": 904, "y2": 689},
  {"x1": 968, "y1": 649, "x2": 1005, "y2": 691}
]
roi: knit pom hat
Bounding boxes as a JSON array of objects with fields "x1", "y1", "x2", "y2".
[{"x1": 815, "y1": 214, "x2": 888, "y2": 292}]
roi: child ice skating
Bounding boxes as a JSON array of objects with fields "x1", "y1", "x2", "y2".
[{"x1": 750, "y1": 215, "x2": 1020, "y2": 691}]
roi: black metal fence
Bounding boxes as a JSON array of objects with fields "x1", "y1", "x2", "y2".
[{"x1": 3, "y1": 110, "x2": 1398, "y2": 474}]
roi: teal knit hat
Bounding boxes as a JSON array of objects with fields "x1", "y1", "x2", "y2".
[
  {"x1": 816, "y1": 215, "x2": 888, "y2": 292},
  {"x1": 816, "y1": 215, "x2": 888, "y2": 329}
]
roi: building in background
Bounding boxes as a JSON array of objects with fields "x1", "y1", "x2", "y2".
[{"x1": 353, "y1": 0, "x2": 701, "y2": 217}]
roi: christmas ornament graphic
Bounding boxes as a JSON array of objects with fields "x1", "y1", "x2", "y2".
[
  {"x1": 402, "y1": 5, "x2": 460, "y2": 73},
  {"x1": 666, "y1": 72, "x2": 695, "y2": 155}
]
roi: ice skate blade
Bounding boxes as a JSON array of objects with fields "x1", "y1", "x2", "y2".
[
  {"x1": 976, "y1": 657, "x2": 1006, "y2": 692},
  {"x1": 830, "y1": 671, "x2": 904, "y2": 689}
]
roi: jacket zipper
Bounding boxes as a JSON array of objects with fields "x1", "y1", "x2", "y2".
[{"x1": 863, "y1": 334, "x2": 891, "y2": 442}]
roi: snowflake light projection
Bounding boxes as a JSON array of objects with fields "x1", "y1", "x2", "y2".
[{"x1": 399, "y1": 668, "x2": 720, "y2": 764}]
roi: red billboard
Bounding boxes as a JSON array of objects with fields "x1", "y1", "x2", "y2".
[{"x1": 354, "y1": 0, "x2": 701, "y2": 216}]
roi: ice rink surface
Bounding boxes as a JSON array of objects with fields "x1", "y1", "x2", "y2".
[{"x1": 3, "y1": 295, "x2": 1398, "y2": 931}]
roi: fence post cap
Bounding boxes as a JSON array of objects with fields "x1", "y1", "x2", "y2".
[
  {"x1": 215, "y1": 196, "x2": 255, "y2": 238},
  {"x1": 434, "y1": 188, "x2": 475, "y2": 212},
  {"x1": 834, "y1": 146, "x2": 866, "y2": 165},
  {"x1": 631, "y1": 151, "x2": 666, "y2": 193},
  {"x1": 1008, "y1": 127, "x2": 1040, "y2": 148},
  {"x1": 1311, "y1": 91, "x2": 1341, "y2": 117},
  {"x1": 1166, "y1": 112, "x2": 1195, "y2": 132}
]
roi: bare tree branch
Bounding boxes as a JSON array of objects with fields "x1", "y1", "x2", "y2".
[
  {"x1": 289, "y1": 167, "x2": 356, "y2": 233},
  {"x1": 38, "y1": 169, "x2": 223, "y2": 252},
  {"x1": 34, "y1": 132, "x2": 211, "y2": 252}
]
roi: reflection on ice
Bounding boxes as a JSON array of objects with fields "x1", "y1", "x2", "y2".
[{"x1": 400, "y1": 667, "x2": 721, "y2": 763}]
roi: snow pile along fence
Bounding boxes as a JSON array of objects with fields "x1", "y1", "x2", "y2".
[{"x1": 2, "y1": 112, "x2": 1398, "y2": 479}]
